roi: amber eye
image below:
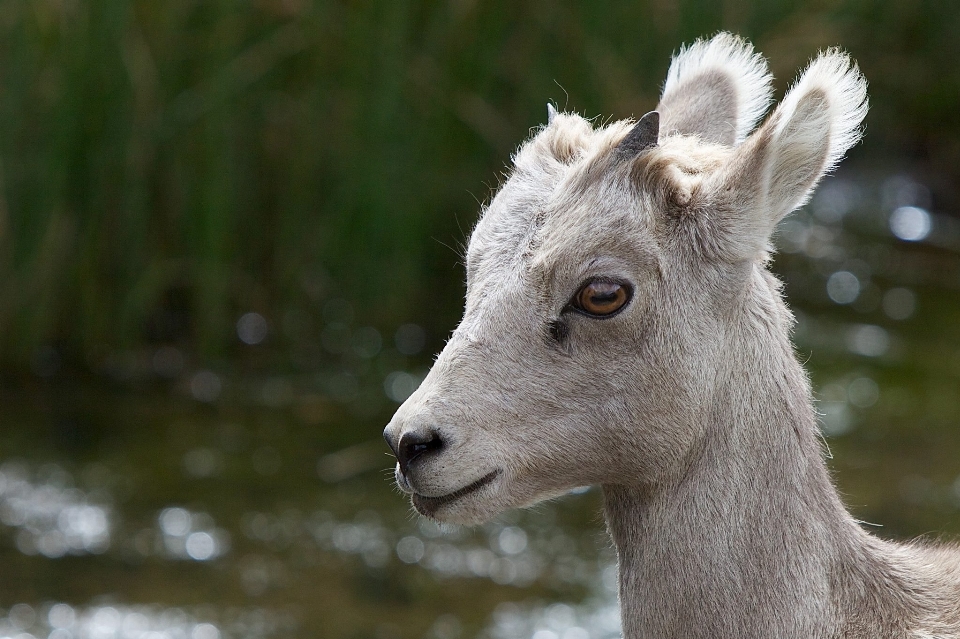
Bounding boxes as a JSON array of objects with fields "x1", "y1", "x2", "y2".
[{"x1": 572, "y1": 280, "x2": 631, "y2": 317}]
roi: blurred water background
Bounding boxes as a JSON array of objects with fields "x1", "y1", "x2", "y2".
[{"x1": 1, "y1": 1, "x2": 960, "y2": 638}]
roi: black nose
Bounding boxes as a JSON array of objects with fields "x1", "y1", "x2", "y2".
[{"x1": 385, "y1": 429, "x2": 443, "y2": 475}]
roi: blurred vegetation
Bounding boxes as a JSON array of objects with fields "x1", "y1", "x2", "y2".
[{"x1": 0, "y1": 0, "x2": 958, "y2": 371}]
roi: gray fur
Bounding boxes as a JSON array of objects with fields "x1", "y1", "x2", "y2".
[{"x1": 384, "y1": 33, "x2": 960, "y2": 638}]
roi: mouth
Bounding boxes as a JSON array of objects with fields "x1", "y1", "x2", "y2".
[{"x1": 412, "y1": 469, "x2": 500, "y2": 516}]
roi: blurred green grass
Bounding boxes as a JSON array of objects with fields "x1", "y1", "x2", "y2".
[{"x1": 0, "y1": 0, "x2": 958, "y2": 369}]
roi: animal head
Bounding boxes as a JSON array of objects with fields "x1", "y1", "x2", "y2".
[{"x1": 384, "y1": 33, "x2": 868, "y2": 525}]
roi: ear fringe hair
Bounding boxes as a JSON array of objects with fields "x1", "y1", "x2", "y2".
[
  {"x1": 662, "y1": 32, "x2": 774, "y2": 144},
  {"x1": 774, "y1": 49, "x2": 869, "y2": 175}
]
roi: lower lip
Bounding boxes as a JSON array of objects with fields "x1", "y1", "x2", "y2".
[
  {"x1": 412, "y1": 469, "x2": 500, "y2": 515},
  {"x1": 395, "y1": 468, "x2": 414, "y2": 494}
]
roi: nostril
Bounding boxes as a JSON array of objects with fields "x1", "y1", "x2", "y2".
[{"x1": 396, "y1": 430, "x2": 443, "y2": 474}]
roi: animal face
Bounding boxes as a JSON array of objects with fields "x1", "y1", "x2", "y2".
[{"x1": 384, "y1": 33, "x2": 867, "y2": 525}]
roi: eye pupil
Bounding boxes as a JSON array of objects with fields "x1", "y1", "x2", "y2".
[
  {"x1": 591, "y1": 291, "x2": 617, "y2": 304},
  {"x1": 574, "y1": 280, "x2": 630, "y2": 317}
]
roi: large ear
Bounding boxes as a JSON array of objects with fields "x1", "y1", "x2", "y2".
[
  {"x1": 657, "y1": 32, "x2": 773, "y2": 146},
  {"x1": 712, "y1": 49, "x2": 868, "y2": 261}
]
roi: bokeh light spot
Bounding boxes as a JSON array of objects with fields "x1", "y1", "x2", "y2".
[
  {"x1": 384, "y1": 372, "x2": 420, "y2": 403},
  {"x1": 496, "y1": 526, "x2": 528, "y2": 555},
  {"x1": 183, "y1": 448, "x2": 222, "y2": 478},
  {"x1": 352, "y1": 327, "x2": 383, "y2": 358},
  {"x1": 192, "y1": 623, "x2": 221, "y2": 639},
  {"x1": 889, "y1": 206, "x2": 931, "y2": 241},
  {"x1": 882, "y1": 288, "x2": 916, "y2": 320},
  {"x1": 185, "y1": 531, "x2": 217, "y2": 560},
  {"x1": 159, "y1": 508, "x2": 191, "y2": 537},
  {"x1": 848, "y1": 377, "x2": 880, "y2": 408},
  {"x1": 236, "y1": 312, "x2": 269, "y2": 345},
  {"x1": 395, "y1": 324, "x2": 426, "y2": 355},
  {"x1": 48, "y1": 604, "x2": 76, "y2": 629},
  {"x1": 10, "y1": 603, "x2": 36, "y2": 630},
  {"x1": 826, "y1": 271, "x2": 860, "y2": 304},
  {"x1": 190, "y1": 371, "x2": 222, "y2": 403},
  {"x1": 846, "y1": 325, "x2": 890, "y2": 358},
  {"x1": 396, "y1": 536, "x2": 425, "y2": 564}
]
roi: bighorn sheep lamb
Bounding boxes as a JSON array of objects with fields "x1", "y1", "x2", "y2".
[{"x1": 383, "y1": 33, "x2": 960, "y2": 638}]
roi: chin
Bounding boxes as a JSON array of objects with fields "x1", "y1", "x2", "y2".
[
  {"x1": 409, "y1": 474, "x2": 580, "y2": 525},
  {"x1": 408, "y1": 469, "x2": 507, "y2": 524},
  {"x1": 413, "y1": 497, "x2": 498, "y2": 526}
]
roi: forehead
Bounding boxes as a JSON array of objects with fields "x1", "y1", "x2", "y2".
[
  {"x1": 467, "y1": 119, "x2": 729, "y2": 283},
  {"x1": 467, "y1": 172, "x2": 649, "y2": 300}
]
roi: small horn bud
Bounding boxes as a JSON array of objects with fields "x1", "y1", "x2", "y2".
[
  {"x1": 547, "y1": 102, "x2": 559, "y2": 125},
  {"x1": 616, "y1": 111, "x2": 660, "y2": 157}
]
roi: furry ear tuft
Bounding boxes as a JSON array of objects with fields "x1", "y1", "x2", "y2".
[
  {"x1": 712, "y1": 49, "x2": 868, "y2": 262},
  {"x1": 772, "y1": 50, "x2": 868, "y2": 185},
  {"x1": 658, "y1": 32, "x2": 773, "y2": 146}
]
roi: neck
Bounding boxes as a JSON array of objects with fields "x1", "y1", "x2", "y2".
[{"x1": 602, "y1": 322, "x2": 879, "y2": 638}]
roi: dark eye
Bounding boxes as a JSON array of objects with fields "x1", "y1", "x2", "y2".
[{"x1": 571, "y1": 280, "x2": 631, "y2": 317}]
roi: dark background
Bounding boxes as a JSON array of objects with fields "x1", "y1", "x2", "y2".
[{"x1": 0, "y1": 0, "x2": 958, "y2": 369}]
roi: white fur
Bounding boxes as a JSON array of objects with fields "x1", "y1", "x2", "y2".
[
  {"x1": 757, "y1": 49, "x2": 869, "y2": 224},
  {"x1": 774, "y1": 49, "x2": 869, "y2": 176},
  {"x1": 704, "y1": 48, "x2": 870, "y2": 261},
  {"x1": 659, "y1": 32, "x2": 773, "y2": 144}
]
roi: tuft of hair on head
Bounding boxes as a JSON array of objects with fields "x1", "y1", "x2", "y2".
[
  {"x1": 517, "y1": 109, "x2": 596, "y2": 168},
  {"x1": 703, "y1": 47, "x2": 868, "y2": 263},
  {"x1": 658, "y1": 32, "x2": 773, "y2": 146}
]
